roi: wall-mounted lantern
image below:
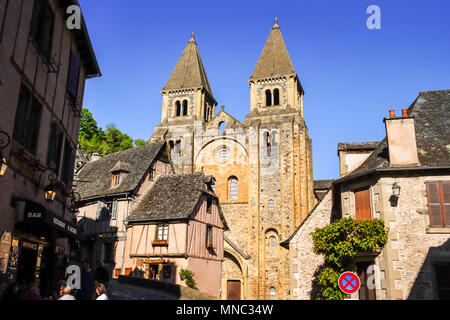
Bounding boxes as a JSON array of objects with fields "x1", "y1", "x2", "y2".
[
  {"x1": 392, "y1": 183, "x2": 401, "y2": 196},
  {"x1": 35, "y1": 167, "x2": 58, "y2": 200},
  {"x1": 44, "y1": 183, "x2": 57, "y2": 201}
]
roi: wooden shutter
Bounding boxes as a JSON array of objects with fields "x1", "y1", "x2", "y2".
[
  {"x1": 426, "y1": 181, "x2": 450, "y2": 227},
  {"x1": 443, "y1": 181, "x2": 450, "y2": 227},
  {"x1": 355, "y1": 188, "x2": 371, "y2": 220},
  {"x1": 111, "y1": 200, "x2": 117, "y2": 220}
]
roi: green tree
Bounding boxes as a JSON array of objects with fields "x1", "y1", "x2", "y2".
[
  {"x1": 134, "y1": 139, "x2": 148, "y2": 147},
  {"x1": 78, "y1": 108, "x2": 148, "y2": 156},
  {"x1": 311, "y1": 218, "x2": 388, "y2": 300}
]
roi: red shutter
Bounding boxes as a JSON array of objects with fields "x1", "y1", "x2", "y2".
[
  {"x1": 355, "y1": 188, "x2": 371, "y2": 220},
  {"x1": 442, "y1": 181, "x2": 450, "y2": 227},
  {"x1": 426, "y1": 181, "x2": 450, "y2": 228}
]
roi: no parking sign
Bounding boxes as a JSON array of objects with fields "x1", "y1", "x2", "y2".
[{"x1": 338, "y1": 272, "x2": 361, "y2": 294}]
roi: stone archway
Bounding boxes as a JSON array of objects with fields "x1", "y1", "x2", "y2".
[{"x1": 221, "y1": 246, "x2": 248, "y2": 300}]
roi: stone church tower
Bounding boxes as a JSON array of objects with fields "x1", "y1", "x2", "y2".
[{"x1": 150, "y1": 20, "x2": 314, "y2": 300}]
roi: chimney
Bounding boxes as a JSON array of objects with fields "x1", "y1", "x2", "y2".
[
  {"x1": 384, "y1": 109, "x2": 419, "y2": 167},
  {"x1": 90, "y1": 152, "x2": 102, "y2": 162}
]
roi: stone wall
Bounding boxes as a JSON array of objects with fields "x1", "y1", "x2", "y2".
[{"x1": 288, "y1": 191, "x2": 334, "y2": 299}]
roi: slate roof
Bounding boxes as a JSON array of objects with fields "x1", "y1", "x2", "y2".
[
  {"x1": 314, "y1": 179, "x2": 336, "y2": 190},
  {"x1": 162, "y1": 33, "x2": 215, "y2": 100},
  {"x1": 128, "y1": 172, "x2": 229, "y2": 229},
  {"x1": 337, "y1": 141, "x2": 380, "y2": 152},
  {"x1": 75, "y1": 142, "x2": 165, "y2": 199},
  {"x1": 335, "y1": 89, "x2": 450, "y2": 183},
  {"x1": 250, "y1": 20, "x2": 296, "y2": 80}
]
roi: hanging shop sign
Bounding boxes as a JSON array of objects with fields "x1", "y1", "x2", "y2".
[
  {"x1": 24, "y1": 201, "x2": 79, "y2": 237},
  {"x1": 0, "y1": 231, "x2": 12, "y2": 273}
]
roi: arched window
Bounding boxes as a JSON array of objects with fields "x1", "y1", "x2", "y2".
[
  {"x1": 175, "y1": 101, "x2": 181, "y2": 117},
  {"x1": 270, "y1": 236, "x2": 275, "y2": 250},
  {"x1": 174, "y1": 140, "x2": 181, "y2": 153},
  {"x1": 219, "y1": 121, "x2": 226, "y2": 133},
  {"x1": 268, "y1": 200, "x2": 274, "y2": 211},
  {"x1": 182, "y1": 100, "x2": 188, "y2": 116},
  {"x1": 229, "y1": 176, "x2": 238, "y2": 200},
  {"x1": 265, "y1": 89, "x2": 272, "y2": 106},
  {"x1": 270, "y1": 287, "x2": 276, "y2": 300},
  {"x1": 273, "y1": 89, "x2": 280, "y2": 105}
]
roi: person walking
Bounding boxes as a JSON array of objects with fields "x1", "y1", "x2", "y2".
[
  {"x1": 94, "y1": 262, "x2": 109, "y2": 285},
  {"x1": 58, "y1": 286, "x2": 76, "y2": 300},
  {"x1": 18, "y1": 279, "x2": 41, "y2": 300},
  {"x1": 95, "y1": 282, "x2": 109, "y2": 300},
  {"x1": 77, "y1": 260, "x2": 96, "y2": 300}
]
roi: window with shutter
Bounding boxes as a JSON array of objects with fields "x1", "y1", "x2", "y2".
[{"x1": 426, "y1": 181, "x2": 450, "y2": 227}]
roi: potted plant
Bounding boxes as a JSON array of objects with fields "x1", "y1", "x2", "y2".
[{"x1": 152, "y1": 239, "x2": 168, "y2": 246}]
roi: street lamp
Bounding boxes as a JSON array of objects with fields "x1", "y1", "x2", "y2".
[
  {"x1": 0, "y1": 130, "x2": 11, "y2": 177},
  {"x1": 392, "y1": 183, "x2": 401, "y2": 196}
]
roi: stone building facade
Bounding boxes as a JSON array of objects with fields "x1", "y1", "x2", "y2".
[
  {"x1": 0, "y1": 0, "x2": 100, "y2": 297},
  {"x1": 149, "y1": 20, "x2": 315, "y2": 299},
  {"x1": 285, "y1": 90, "x2": 450, "y2": 300},
  {"x1": 74, "y1": 142, "x2": 172, "y2": 278}
]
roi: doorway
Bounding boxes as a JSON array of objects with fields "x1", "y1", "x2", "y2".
[
  {"x1": 227, "y1": 280, "x2": 241, "y2": 300},
  {"x1": 16, "y1": 241, "x2": 39, "y2": 285}
]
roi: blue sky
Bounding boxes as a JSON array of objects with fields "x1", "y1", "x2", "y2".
[{"x1": 78, "y1": 0, "x2": 450, "y2": 179}]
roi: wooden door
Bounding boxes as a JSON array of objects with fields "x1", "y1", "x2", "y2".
[
  {"x1": 355, "y1": 188, "x2": 371, "y2": 220},
  {"x1": 227, "y1": 280, "x2": 241, "y2": 300}
]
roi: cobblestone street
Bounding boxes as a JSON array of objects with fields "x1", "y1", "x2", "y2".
[{"x1": 108, "y1": 280, "x2": 178, "y2": 300}]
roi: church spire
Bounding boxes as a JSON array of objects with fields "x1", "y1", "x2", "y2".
[
  {"x1": 249, "y1": 19, "x2": 296, "y2": 80},
  {"x1": 162, "y1": 33, "x2": 215, "y2": 101}
]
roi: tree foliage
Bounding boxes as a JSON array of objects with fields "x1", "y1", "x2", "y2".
[
  {"x1": 311, "y1": 217, "x2": 388, "y2": 300},
  {"x1": 78, "y1": 108, "x2": 148, "y2": 156}
]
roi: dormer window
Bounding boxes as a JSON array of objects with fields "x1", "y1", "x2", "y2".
[{"x1": 112, "y1": 172, "x2": 121, "y2": 187}]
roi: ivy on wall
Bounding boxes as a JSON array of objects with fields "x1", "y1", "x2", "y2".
[{"x1": 311, "y1": 217, "x2": 388, "y2": 300}]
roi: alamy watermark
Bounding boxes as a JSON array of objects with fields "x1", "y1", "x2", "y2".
[
  {"x1": 366, "y1": 5, "x2": 381, "y2": 30},
  {"x1": 66, "y1": 5, "x2": 81, "y2": 30}
]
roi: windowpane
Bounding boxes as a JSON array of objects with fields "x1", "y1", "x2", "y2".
[
  {"x1": 265, "y1": 90, "x2": 272, "y2": 106},
  {"x1": 13, "y1": 86, "x2": 42, "y2": 155},
  {"x1": 229, "y1": 177, "x2": 238, "y2": 200},
  {"x1": 47, "y1": 122, "x2": 63, "y2": 172},
  {"x1": 270, "y1": 288, "x2": 275, "y2": 300},
  {"x1": 29, "y1": 0, "x2": 54, "y2": 61},
  {"x1": 67, "y1": 51, "x2": 80, "y2": 103},
  {"x1": 273, "y1": 89, "x2": 280, "y2": 105},
  {"x1": 268, "y1": 200, "x2": 274, "y2": 211}
]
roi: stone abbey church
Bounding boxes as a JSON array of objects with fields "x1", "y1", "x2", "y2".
[{"x1": 149, "y1": 20, "x2": 315, "y2": 300}]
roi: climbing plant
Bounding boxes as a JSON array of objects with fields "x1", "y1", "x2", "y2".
[
  {"x1": 311, "y1": 217, "x2": 388, "y2": 300},
  {"x1": 179, "y1": 268, "x2": 197, "y2": 289}
]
